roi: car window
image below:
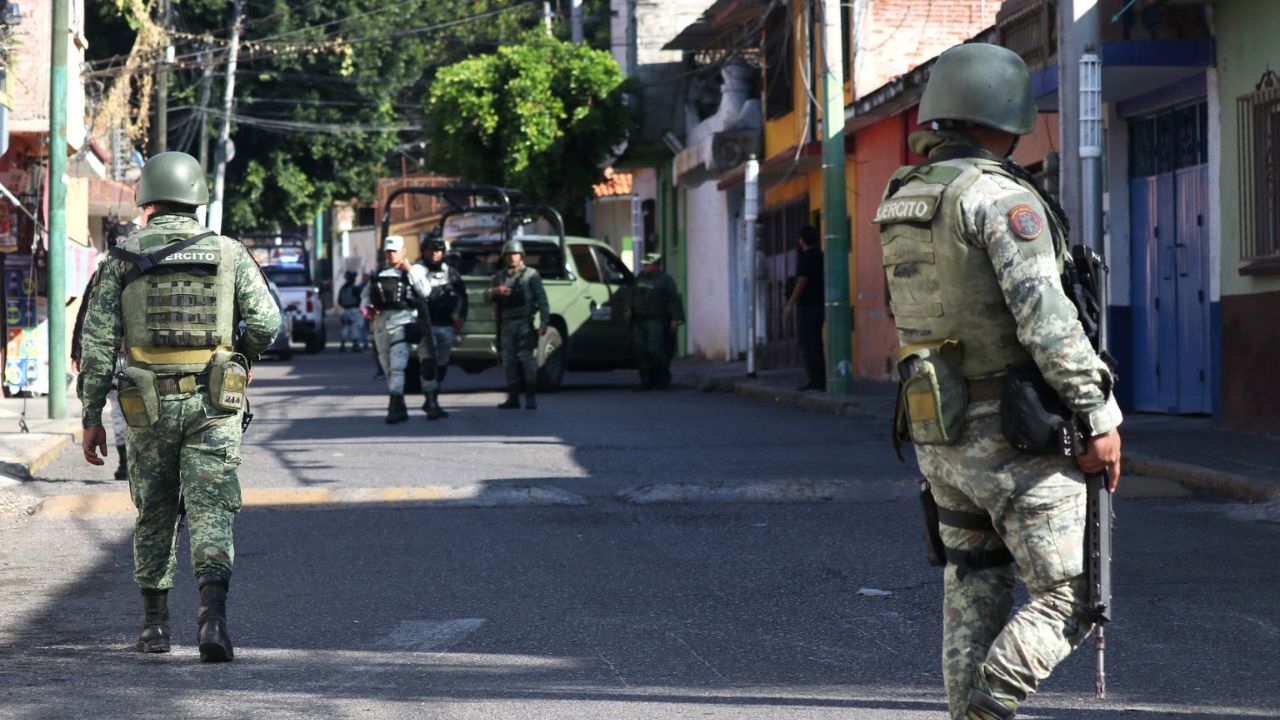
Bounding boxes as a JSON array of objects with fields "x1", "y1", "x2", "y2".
[
  {"x1": 450, "y1": 245, "x2": 567, "y2": 279},
  {"x1": 592, "y1": 246, "x2": 633, "y2": 285},
  {"x1": 570, "y1": 245, "x2": 602, "y2": 283},
  {"x1": 264, "y1": 266, "x2": 310, "y2": 287}
]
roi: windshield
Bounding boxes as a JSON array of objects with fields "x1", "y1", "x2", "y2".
[
  {"x1": 265, "y1": 266, "x2": 311, "y2": 287},
  {"x1": 450, "y1": 245, "x2": 567, "y2": 280}
]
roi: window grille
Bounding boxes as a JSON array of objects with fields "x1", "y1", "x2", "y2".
[{"x1": 1239, "y1": 69, "x2": 1280, "y2": 261}]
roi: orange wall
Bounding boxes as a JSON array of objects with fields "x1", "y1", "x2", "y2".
[{"x1": 853, "y1": 110, "x2": 1060, "y2": 381}]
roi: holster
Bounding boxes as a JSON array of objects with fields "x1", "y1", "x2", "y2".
[
  {"x1": 999, "y1": 365, "x2": 1080, "y2": 457},
  {"x1": 116, "y1": 367, "x2": 160, "y2": 427},
  {"x1": 919, "y1": 481, "x2": 947, "y2": 567},
  {"x1": 207, "y1": 351, "x2": 248, "y2": 414}
]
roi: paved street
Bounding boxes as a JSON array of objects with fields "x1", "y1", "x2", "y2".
[{"x1": 2, "y1": 349, "x2": 1278, "y2": 719}]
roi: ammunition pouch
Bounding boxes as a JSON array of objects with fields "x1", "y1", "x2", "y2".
[
  {"x1": 207, "y1": 350, "x2": 249, "y2": 414},
  {"x1": 116, "y1": 367, "x2": 160, "y2": 427},
  {"x1": 999, "y1": 365, "x2": 1080, "y2": 456},
  {"x1": 894, "y1": 340, "x2": 967, "y2": 447}
]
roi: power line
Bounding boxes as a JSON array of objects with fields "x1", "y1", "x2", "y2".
[{"x1": 201, "y1": 108, "x2": 417, "y2": 134}]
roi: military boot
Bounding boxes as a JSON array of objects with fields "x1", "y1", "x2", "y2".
[
  {"x1": 425, "y1": 392, "x2": 447, "y2": 420},
  {"x1": 196, "y1": 574, "x2": 233, "y2": 662},
  {"x1": 114, "y1": 445, "x2": 129, "y2": 481},
  {"x1": 963, "y1": 689, "x2": 1016, "y2": 720},
  {"x1": 385, "y1": 394, "x2": 409, "y2": 424},
  {"x1": 525, "y1": 392, "x2": 537, "y2": 410},
  {"x1": 136, "y1": 588, "x2": 170, "y2": 653},
  {"x1": 497, "y1": 390, "x2": 520, "y2": 409}
]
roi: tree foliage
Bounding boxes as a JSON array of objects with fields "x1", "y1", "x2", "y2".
[
  {"x1": 425, "y1": 37, "x2": 632, "y2": 231},
  {"x1": 87, "y1": 1, "x2": 616, "y2": 234}
]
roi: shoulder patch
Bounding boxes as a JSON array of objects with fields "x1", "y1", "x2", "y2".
[
  {"x1": 1007, "y1": 204, "x2": 1043, "y2": 241},
  {"x1": 872, "y1": 195, "x2": 940, "y2": 225}
]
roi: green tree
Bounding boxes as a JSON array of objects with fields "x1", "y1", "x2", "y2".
[
  {"x1": 88, "y1": 1, "x2": 605, "y2": 233},
  {"x1": 424, "y1": 36, "x2": 633, "y2": 232}
]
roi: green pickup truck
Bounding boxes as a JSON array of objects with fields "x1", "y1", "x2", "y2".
[{"x1": 382, "y1": 186, "x2": 636, "y2": 391}]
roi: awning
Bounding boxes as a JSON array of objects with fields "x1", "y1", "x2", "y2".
[
  {"x1": 664, "y1": 0, "x2": 764, "y2": 51},
  {"x1": 717, "y1": 142, "x2": 821, "y2": 191}
]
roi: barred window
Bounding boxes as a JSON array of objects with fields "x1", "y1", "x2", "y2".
[{"x1": 1238, "y1": 70, "x2": 1280, "y2": 263}]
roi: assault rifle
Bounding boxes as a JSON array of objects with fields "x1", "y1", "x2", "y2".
[{"x1": 1063, "y1": 244, "x2": 1115, "y2": 699}]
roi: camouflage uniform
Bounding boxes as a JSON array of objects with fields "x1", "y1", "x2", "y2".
[
  {"x1": 490, "y1": 263, "x2": 549, "y2": 392},
  {"x1": 878, "y1": 129, "x2": 1121, "y2": 719},
  {"x1": 78, "y1": 212, "x2": 280, "y2": 590},
  {"x1": 628, "y1": 269, "x2": 683, "y2": 388}
]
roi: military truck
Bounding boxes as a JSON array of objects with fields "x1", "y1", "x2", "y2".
[{"x1": 380, "y1": 186, "x2": 635, "y2": 391}]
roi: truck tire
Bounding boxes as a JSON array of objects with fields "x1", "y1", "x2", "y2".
[{"x1": 536, "y1": 325, "x2": 566, "y2": 392}]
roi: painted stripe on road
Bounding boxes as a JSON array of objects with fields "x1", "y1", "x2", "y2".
[
  {"x1": 375, "y1": 619, "x2": 486, "y2": 652},
  {"x1": 34, "y1": 484, "x2": 588, "y2": 517},
  {"x1": 619, "y1": 479, "x2": 917, "y2": 505}
]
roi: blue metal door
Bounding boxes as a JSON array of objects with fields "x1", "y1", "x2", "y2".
[{"x1": 1128, "y1": 101, "x2": 1211, "y2": 414}]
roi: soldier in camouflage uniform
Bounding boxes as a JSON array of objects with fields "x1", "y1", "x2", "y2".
[
  {"x1": 625, "y1": 252, "x2": 683, "y2": 390},
  {"x1": 78, "y1": 152, "x2": 281, "y2": 663},
  {"x1": 361, "y1": 235, "x2": 428, "y2": 424},
  {"x1": 874, "y1": 45, "x2": 1123, "y2": 720},
  {"x1": 488, "y1": 239, "x2": 550, "y2": 410}
]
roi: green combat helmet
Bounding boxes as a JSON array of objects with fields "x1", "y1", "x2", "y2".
[
  {"x1": 136, "y1": 151, "x2": 210, "y2": 207},
  {"x1": 918, "y1": 43, "x2": 1035, "y2": 136},
  {"x1": 501, "y1": 239, "x2": 525, "y2": 256}
]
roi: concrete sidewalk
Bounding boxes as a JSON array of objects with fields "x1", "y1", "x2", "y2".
[
  {"x1": 0, "y1": 390, "x2": 83, "y2": 513},
  {"x1": 673, "y1": 358, "x2": 1280, "y2": 504}
]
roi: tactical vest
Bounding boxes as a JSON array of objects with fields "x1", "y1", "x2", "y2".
[
  {"x1": 120, "y1": 231, "x2": 238, "y2": 374},
  {"x1": 631, "y1": 274, "x2": 667, "y2": 317},
  {"x1": 421, "y1": 263, "x2": 459, "y2": 325},
  {"x1": 337, "y1": 283, "x2": 361, "y2": 308},
  {"x1": 873, "y1": 159, "x2": 1065, "y2": 378},
  {"x1": 495, "y1": 267, "x2": 530, "y2": 316},
  {"x1": 370, "y1": 268, "x2": 410, "y2": 310}
]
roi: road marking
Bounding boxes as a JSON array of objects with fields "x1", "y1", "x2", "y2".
[
  {"x1": 34, "y1": 484, "x2": 588, "y2": 517},
  {"x1": 375, "y1": 619, "x2": 485, "y2": 652}
]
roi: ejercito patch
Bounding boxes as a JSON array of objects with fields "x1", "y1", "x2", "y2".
[{"x1": 1007, "y1": 204, "x2": 1043, "y2": 241}]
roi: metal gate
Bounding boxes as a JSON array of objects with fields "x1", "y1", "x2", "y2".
[
  {"x1": 760, "y1": 197, "x2": 808, "y2": 369},
  {"x1": 1128, "y1": 100, "x2": 1211, "y2": 414}
]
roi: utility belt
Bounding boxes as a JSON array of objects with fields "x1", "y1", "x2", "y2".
[
  {"x1": 115, "y1": 350, "x2": 249, "y2": 429},
  {"x1": 892, "y1": 339, "x2": 1085, "y2": 459}
]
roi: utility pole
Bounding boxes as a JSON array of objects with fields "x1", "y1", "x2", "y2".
[
  {"x1": 47, "y1": 0, "x2": 69, "y2": 419},
  {"x1": 744, "y1": 155, "x2": 759, "y2": 378},
  {"x1": 208, "y1": 0, "x2": 242, "y2": 235},
  {"x1": 571, "y1": 0, "x2": 583, "y2": 44},
  {"x1": 819, "y1": 0, "x2": 852, "y2": 394},
  {"x1": 154, "y1": 0, "x2": 171, "y2": 153},
  {"x1": 543, "y1": 1, "x2": 553, "y2": 35},
  {"x1": 196, "y1": 47, "x2": 214, "y2": 173}
]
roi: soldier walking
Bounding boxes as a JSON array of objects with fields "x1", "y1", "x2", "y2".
[
  {"x1": 410, "y1": 231, "x2": 467, "y2": 420},
  {"x1": 626, "y1": 253, "x2": 683, "y2": 391},
  {"x1": 362, "y1": 235, "x2": 427, "y2": 424},
  {"x1": 336, "y1": 271, "x2": 367, "y2": 352},
  {"x1": 488, "y1": 240, "x2": 549, "y2": 409},
  {"x1": 78, "y1": 152, "x2": 281, "y2": 662},
  {"x1": 875, "y1": 44, "x2": 1123, "y2": 720}
]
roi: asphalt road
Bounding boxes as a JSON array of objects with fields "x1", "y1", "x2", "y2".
[{"x1": 2, "y1": 348, "x2": 1278, "y2": 719}]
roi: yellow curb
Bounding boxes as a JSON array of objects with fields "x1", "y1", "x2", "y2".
[
  {"x1": 242, "y1": 487, "x2": 335, "y2": 506},
  {"x1": 38, "y1": 492, "x2": 135, "y2": 517},
  {"x1": 34, "y1": 484, "x2": 586, "y2": 517}
]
